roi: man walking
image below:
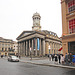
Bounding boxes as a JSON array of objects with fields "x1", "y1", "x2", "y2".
[
  {"x1": 65, "y1": 53, "x2": 68, "y2": 65},
  {"x1": 68, "y1": 53, "x2": 72, "y2": 65},
  {"x1": 58, "y1": 53, "x2": 61, "y2": 64},
  {"x1": 49, "y1": 54, "x2": 51, "y2": 61}
]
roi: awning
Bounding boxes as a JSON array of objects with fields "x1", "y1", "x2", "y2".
[{"x1": 58, "y1": 47, "x2": 63, "y2": 51}]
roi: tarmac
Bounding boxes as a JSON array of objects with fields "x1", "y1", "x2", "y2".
[{"x1": 19, "y1": 57, "x2": 75, "y2": 69}]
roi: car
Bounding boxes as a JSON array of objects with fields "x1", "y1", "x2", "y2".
[{"x1": 8, "y1": 56, "x2": 19, "y2": 62}]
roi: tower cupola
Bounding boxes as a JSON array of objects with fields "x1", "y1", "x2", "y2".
[{"x1": 32, "y1": 12, "x2": 41, "y2": 31}]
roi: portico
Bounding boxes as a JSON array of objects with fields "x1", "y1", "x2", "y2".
[{"x1": 17, "y1": 31, "x2": 46, "y2": 56}]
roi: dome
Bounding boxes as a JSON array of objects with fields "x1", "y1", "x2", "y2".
[
  {"x1": 33, "y1": 12, "x2": 41, "y2": 18},
  {"x1": 33, "y1": 12, "x2": 40, "y2": 16}
]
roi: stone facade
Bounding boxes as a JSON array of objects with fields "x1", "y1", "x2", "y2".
[
  {"x1": 61, "y1": 0, "x2": 75, "y2": 55},
  {"x1": 0, "y1": 37, "x2": 18, "y2": 56}
]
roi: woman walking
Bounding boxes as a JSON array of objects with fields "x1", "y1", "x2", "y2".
[{"x1": 61, "y1": 54, "x2": 64, "y2": 64}]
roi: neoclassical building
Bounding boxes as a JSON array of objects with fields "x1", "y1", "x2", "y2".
[{"x1": 16, "y1": 12, "x2": 62, "y2": 57}]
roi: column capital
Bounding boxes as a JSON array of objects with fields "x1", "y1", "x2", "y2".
[{"x1": 43, "y1": 38, "x2": 45, "y2": 40}]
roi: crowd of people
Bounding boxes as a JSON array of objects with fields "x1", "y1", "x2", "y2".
[{"x1": 48, "y1": 53, "x2": 75, "y2": 66}]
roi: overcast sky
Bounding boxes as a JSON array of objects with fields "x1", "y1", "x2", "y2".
[{"x1": 0, "y1": 0, "x2": 62, "y2": 41}]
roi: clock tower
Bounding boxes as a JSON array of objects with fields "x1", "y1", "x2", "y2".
[{"x1": 32, "y1": 12, "x2": 41, "y2": 31}]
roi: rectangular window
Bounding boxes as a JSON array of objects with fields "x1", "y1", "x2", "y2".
[
  {"x1": 69, "y1": 19, "x2": 75, "y2": 33},
  {"x1": 68, "y1": 0, "x2": 75, "y2": 12},
  {"x1": 2, "y1": 44, "x2": 4, "y2": 47}
]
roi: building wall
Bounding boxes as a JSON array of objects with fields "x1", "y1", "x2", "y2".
[
  {"x1": 0, "y1": 37, "x2": 18, "y2": 56},
  {"x1": 13, "y1": 42, "x2": 18, "y2": 52},
  {"x1": 61, "y1": 0, "x2": 75, "y2": 55},
  {"x1": 45, "y1": 41, "x2": 62, "y2": 55}
]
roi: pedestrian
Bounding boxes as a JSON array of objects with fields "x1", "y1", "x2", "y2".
[
  {"x1": 52, "y1": 54, "x2": 54, "y2": 61},
  {"x1": 64, "y1": 53, "x2": 68, "y2": 65},
  {"x1": 48, "y1": 54, "x2": 49, "y2": 58},
  {"x1": 67, "y1": 53, "x2": 71, "y2": 65},
  {"x1": 58, "y1": 53, "x2": 61, "y2": 64},
  {"x1": 19, "y1": 55, "x2": 21, "y2": 59},
  {"x1": 54, "y1": 55, "x2": 58, "y2": 64},
  {"x1": 30, "y1": 51, "x2": 32, "y2": 60},
  {"x1": 49, "y1": 54, "x2": 51, "y2": 61},
  {"x1": 61, "y1": 54, "x2": 64, "y2": 64},
  {"x1": 68, "y1": 53, "x2": 72, "y2": 65},
  {"x1": 72, "y1": 55, "x2": 75, "y2": 66},
  {"x1": 1, "y1": 55, "x2": 3, "y2": 58}
]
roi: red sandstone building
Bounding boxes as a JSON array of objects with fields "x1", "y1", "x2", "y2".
[{"x1": 61, "y1": 0, "x2": 75, "y2": 55}]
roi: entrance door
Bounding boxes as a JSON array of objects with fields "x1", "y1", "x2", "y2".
[{"x1": 68, "y1": 42, "x2": 75, "y2": 54}]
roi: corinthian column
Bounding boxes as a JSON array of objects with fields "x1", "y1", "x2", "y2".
[
  {"x1": 32, "y1": 39, "x2": 33, "y2": 55},
  {"x1": 43, "y1": 39, "x2": 45, "y2": 56},
  {"x1": 35, "y1": 38, "x2": 37, "y2": 56},
  {"x1": 23, "y1": 41, "x2": 25, "y2": 56},
  {"x1": 39, "y1": 39, "x2": 41, "y2": 56},
  {"x1": 29, "y1": 40, "x2": 30, "y2": 55},
  {"x1": 26, "y1": 41, "x2": 28, "y2": 56}
]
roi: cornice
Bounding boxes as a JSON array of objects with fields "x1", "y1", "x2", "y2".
[{"x1": 62, "y1": 33, "x2": 75, "y2": 39}]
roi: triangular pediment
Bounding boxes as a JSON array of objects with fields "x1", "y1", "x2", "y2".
[
  {"x1": 16, "y1": 31, "x2": 33, "y2": 40},
  {"x1": 16, "y1": 30, "x2": 46, "y2": 40}
]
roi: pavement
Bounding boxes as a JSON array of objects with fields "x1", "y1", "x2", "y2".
[{"x1": 19, "y1": 57, "x2": 75, "y2": 69}]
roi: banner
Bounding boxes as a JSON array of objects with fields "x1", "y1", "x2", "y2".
[
  {"x1": 58, "y1": 47, "x2": 62, "y2": 51},
  {"x1": 33, "y1": 38, "x2": 35, "y2": 50},
  {"x1": 37, "y1": 38, "x2": 40, "y2": 50}
]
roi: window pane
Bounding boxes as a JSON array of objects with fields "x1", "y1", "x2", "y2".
[{"x1": 68, "y1": 0, "x2": 75, "y2": 12}]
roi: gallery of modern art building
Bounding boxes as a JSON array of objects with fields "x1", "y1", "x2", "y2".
[{"x1": 16, "y1": 12, "x2": 62, "y2": 57}]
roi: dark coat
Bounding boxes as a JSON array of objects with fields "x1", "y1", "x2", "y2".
[
  {"x1": 55, "y1": 56, "x2": 58, "y2": 61},
  {"x1": 58, "y1": 54, "x2": 61, "y2": 59}
]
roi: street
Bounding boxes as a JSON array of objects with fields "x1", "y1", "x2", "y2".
[{"x1": 0, "y1": 58, "x2": 75, "y2": 75}]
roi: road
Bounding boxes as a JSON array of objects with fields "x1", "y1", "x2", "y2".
[{"x1": 0, "y1": 58, "x2": 75, "y2": 75}]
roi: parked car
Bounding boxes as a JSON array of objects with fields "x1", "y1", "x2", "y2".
[{"x1": 8, "y1": 56, "x2": 19, "y2": 62}]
